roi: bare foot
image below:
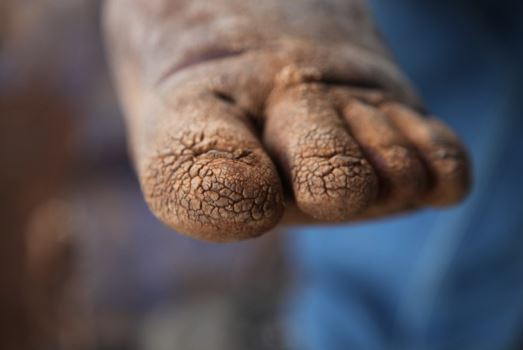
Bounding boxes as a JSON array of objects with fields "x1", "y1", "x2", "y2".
[{"x1": 104, "y1": 0, "x2": 471, "y2": 242}]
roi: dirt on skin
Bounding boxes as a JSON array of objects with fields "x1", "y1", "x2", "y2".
[
  {"x1": 0, "y1": 0, "x2": 472, "y2": 348},
  {"x1": 104, "y1": 0, "x2": 471, "y2": 242}
]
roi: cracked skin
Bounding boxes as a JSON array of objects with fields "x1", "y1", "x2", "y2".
[{"x1": 104, "y1": 0, "x2": 471, "y2": 242}]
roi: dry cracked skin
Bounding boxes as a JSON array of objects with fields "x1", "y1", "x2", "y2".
[{"x1": 104, "y1": 0, "x2": 471, "y2": 242}]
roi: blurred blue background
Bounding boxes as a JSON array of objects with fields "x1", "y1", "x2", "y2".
[{"x1": 286, "y1": 1, "x2": 523, "y2": 349}]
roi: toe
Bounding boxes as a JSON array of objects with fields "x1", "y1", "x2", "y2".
[
  {"x1": 381, "y1": 102, "x2": 471, "y2": 206},
  {"x1": 341, "y1": 99, "x2": 427, "y2": 211},
  {"x1": 138, "y1": 93, "x2": 284, "y2": 242},
  {"x1": 265, "y1": 84, "x2": 378, "y2": 221}
]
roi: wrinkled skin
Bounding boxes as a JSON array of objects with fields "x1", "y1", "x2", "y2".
[{"x1": 104, "y1": 0, "x2": 471, "y2": 242}]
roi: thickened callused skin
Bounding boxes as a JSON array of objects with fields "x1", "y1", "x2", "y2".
[{"x1": 104, "y1": 0, "x2": 471, "y2": 242}]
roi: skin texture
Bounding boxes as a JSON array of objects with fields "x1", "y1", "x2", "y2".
[{"x1": 104, "y1": 0, "x2": 471, "y2": 242}]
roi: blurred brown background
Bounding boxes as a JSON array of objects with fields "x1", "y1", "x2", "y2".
[{"x1": 0, "y1": 1, "x2": 288, "y2": 349}]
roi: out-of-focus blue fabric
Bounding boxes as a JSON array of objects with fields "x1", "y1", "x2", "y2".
[{"x1": 286, "y1": 1, "x2": 523, "y2": 349}]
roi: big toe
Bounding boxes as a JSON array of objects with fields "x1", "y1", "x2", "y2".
[{"x1": 138, "y1": 93, "x2": 284, "y2": 242}]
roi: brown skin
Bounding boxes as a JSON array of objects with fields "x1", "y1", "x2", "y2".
[{"x1": 104, "y1": 0, "x2": 471, "y2": 242}]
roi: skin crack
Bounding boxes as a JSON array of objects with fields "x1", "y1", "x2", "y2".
[
  {"x1": 292, "y1": 154, "x2": 373, "y2": 200},
  {"x1": 291, "y1": 128, "x2": 373, "y2": 200},
  {"x1": 143, "y1": 131, "x2": 281, "y2": 233}
]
